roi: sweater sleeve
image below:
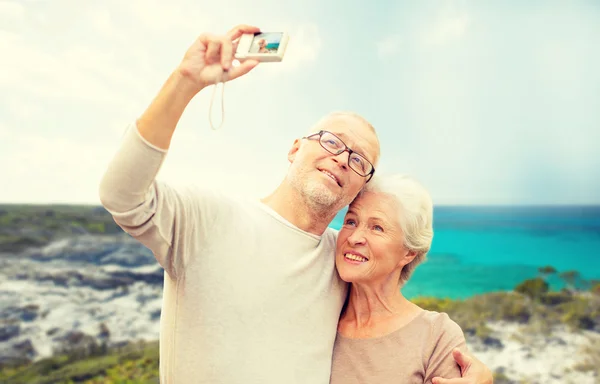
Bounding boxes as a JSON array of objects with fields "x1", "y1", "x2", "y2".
[
  {"x1": 424, "y1": 312, "x2": 467, "y2": 383},
  {"x1": 98, "y1": 122, "x2": 199, "y2": 280}
]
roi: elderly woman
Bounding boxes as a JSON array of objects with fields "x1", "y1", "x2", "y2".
[{"x1": 330, "y1": 174, "x2": 466, "y2": 384}]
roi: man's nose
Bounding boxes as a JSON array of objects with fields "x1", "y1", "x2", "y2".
[{"x1": 332, "y1": 151, "x2": 349, "y2": 170}]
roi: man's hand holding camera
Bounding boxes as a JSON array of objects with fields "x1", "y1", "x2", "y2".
[{"x1": 177, "y1": 24, "x2": 262, "y2": 94}]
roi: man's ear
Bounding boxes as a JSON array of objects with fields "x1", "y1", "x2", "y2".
[{"x1": 287, "y1": 139, "x2": 301, "y2": 163}]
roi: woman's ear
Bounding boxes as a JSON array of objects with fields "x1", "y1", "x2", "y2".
[{"x1": 398, "y1": 249, "x2": 418, "y2": 268}]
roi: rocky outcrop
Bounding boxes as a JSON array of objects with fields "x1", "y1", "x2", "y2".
[{"x1": 0, "y1": 235, "x2": 163, "y2": 368}]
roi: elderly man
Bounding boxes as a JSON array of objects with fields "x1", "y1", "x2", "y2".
[{"x1": 99, "y1": 24, "x2": 492, "y2": 384}]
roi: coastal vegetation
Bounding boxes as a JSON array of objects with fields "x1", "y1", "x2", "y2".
[
  {"x1": 0, "y1": 204, "x2": 122, "y2": 254},
  {"x1": 1, "y1": 271, "x2": 598, "y2": 383},
  {"x1": 0, "y1": 341, "x2": 159, "y2": 384}
]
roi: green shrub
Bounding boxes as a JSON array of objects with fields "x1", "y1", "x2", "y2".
[
  {"x1": 515, "y1": 278, "x2": 548, "y2": 299},
  {"x1": 539, "y1": 291, "x2": 572, "y2": 306},
  {"x1": 0, "y1": 341, "x2": 159, "y2": 384},
  {"x1": 538, "y1": 265, "x2": 557, "y2": 276},
  {"x1": 591, "y1": 281, "x2": 600, "y2": 295}
]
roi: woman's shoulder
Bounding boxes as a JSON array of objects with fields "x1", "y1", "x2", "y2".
[{"x1": 419, "y1": 310, "x2": 465, "y2": 339}]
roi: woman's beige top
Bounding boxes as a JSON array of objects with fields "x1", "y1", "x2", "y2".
[{"x1": 330, "y1": 310, "x2": 466, "y2": 384}]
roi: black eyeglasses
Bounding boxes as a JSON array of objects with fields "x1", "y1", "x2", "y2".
[{"x1": 303, "y1": 130, "x2": 375, "y2": 182}]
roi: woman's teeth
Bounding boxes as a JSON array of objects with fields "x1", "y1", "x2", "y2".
[{"x1": 344, "y1": 253, "x2": 367, "y2": 262}]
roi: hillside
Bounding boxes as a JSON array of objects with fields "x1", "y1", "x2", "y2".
[{"x1": 0, "y1": 204, "x2": 123, "y2": 254}]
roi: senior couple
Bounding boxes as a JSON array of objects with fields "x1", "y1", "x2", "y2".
[{"x1": 99, "y1": 25, "x2": 493, "y2": 383}]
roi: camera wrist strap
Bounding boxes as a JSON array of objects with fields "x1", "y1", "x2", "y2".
[{"x1": 208, "y1": 71, "x2": 228, "y2": 130}]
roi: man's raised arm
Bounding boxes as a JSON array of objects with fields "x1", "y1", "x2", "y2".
[{"x1": 97, "y1": 25, "x2": 261, "y2": 277}]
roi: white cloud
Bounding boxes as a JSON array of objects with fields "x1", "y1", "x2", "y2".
[
  {"x1": 0, "y1": 30, "x2": 20, "y2": 84},
  {"x1": 263, "y1": 24, "x2": 322, "y2": 73},
  {"x1": 376, "y1": 5, "x2": 470, "y2": 59},
  {"x1": 0, "y1": 28, "x2": 145, "y2": 113},
  {"x1": 0, "y1": 131, "x2": 114, "y2": 203},
  {"x1": 0, "y1": 0, "x2": 25, "y2": 26},
  {"x1": 377, "y1": 34, "x2": 401, "y2": 58},
  {"x1": 86, "y1": 6, "x2": 114, "y2": 39},
  {"x1": 422, "y1": 12, "x2": 470, "y2": 45},
  {"x1": 122, "y1": 0, "x2": 214, "y2": 35}
]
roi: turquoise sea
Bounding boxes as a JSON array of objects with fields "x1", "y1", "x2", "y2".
[{"x1": 329, "y1": 206, "x2": 600, "y2": 299}]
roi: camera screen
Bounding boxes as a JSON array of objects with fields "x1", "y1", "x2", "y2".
[{"x1": 249, "y1": 32, "x2": 283, "y2": 54}]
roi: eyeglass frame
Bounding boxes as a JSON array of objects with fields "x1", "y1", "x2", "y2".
[{"x1": 302, "y1": 130, "x2": 376, "y2": 182}]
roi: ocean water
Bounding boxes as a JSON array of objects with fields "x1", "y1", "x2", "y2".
[{"x1": 329, "y1": 206, "x2": 600, "y2": 299}]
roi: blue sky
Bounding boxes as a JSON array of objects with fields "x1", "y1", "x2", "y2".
[{"x1": 0, "y1": 0, "x2": 598, "y2": 205}]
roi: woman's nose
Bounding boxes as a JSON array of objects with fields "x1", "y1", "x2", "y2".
[{"x1": 347, "y1": 229, "x2": 366, "y2": 245}]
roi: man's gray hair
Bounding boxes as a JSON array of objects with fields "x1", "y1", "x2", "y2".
[
  {"x1": 362, "y1": 174, "x2": 434, "y2": 286},
  {"x1": 307, "y1": 111, "x2": 377, "y2": 135}
]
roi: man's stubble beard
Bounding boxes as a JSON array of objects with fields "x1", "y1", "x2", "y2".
[{"x1": 289, "y1": 170, "x2": 345, "y2": 214}]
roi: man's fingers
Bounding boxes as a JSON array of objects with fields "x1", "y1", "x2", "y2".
[
  {"x1": 194, "y1": 26, "x2": 260, "y2": 78},
  {"x1": 220, "y1": 37, "x2": 233, "y2": 71},
  {"x1": 227, "y1": 24, "x2": 261, "y2": 41},
  {"x1": 227, "y1": 59, "x2": 259, "y2": 81},
  {"x1": 453, "y1": 349, "x2": 493, "y2": 384},
  {"x1": 452, "y1": 348, "x2": 472, "y2": 371},
  {"x1": 205, "y1": 38, "x2": 222, "y2": 65},
  {"x1": 197, "y1": 33, "x2": 211, "y2": 48},
  {"x1": 431, "y1": 350, "x2": 484, "y2": 384}
]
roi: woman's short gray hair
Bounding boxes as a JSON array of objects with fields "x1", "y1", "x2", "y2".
[{"x1": 362, "y1": 174, "x2": 434, "y2": 286}]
